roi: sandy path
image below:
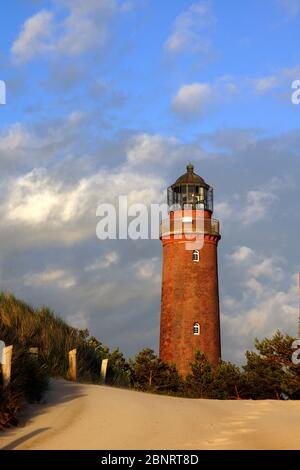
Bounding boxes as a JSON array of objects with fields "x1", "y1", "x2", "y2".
[{"x1": 0, "y1": 379, "x2": 299, "y2": 450}]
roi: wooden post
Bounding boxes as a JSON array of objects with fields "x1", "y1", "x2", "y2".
[
  {"x1": 100, "y1": 358, "x2": 108, "y2": 384},
  {"x1": 2, "y1": 345, "x2": 13, "y2": 388},
  {"x1": 68, "y1": 349, "x2": 77, "y2": 381},
  {"x1": 0, "y1": 340, "x2": 5, "y2": 366},
  {"x1": 29, "y1": 347, "x2": 39, "y2": 358},
  {"x1": 298, "y1": 273, "x2": 300, "y2": 339}
]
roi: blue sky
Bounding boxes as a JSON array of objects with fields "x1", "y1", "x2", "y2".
[
  {"x1": 0, "y1": 0, "x2": 300, "y2": 363},
  {"x1": 2, "y1": 0, "x2": 300, "y2": 133}
]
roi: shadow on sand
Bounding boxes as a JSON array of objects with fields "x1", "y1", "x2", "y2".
[
  {"x1": 1, "y1": 428, "x2": 51, "y2": 450},
  {"x1": 0, "y1": 379, "x2": 86, "y2": 449}
]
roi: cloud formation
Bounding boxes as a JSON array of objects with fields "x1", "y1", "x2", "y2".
[
  {"x1": 2, "y1": 1, "x2": 300, "y2": 364},
  {"x1": 11, "y1": 0, "x2": 120, "y2": 64},
  {"x1": 172, "y1": 83, "x2": 214, "y2": 119},
  {"x1": 223, "y1": 246, "x2": 297, "y2": 363},
  {"x1": 165, "y1": 1, "x2": 215, "y2": 55},
  {"x1": 11, "y1": 10, "x2": 54, "y2": 64}
]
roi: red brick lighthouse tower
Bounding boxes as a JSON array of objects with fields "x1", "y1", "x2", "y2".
[{"x1": 159, "y1": 164, "x2": 221, "y2": 376}]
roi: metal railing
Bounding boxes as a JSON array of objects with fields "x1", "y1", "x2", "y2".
[{"x1": 160, "y1": 217, "x2": 220, "y2": 239}]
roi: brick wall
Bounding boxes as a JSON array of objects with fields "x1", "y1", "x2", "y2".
[{"x1": 159, "y1": 212, "x2": 221, "y2": 376}]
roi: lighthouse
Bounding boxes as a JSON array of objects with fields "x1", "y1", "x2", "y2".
[{"x1": 159, "y1": 164, "x2": 221, "y2": 376}]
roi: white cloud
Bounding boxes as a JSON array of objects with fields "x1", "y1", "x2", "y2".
[
  {"x1": 214, "y1": 201, "x2": 234, "y2": 220},
  {"x1": 85, "y1": 251, "x2": 120, "y2": 271},
  {"x1": 166, "y1": 66, "x2": 300, "y2": 107},
  {"x1": 171, "y1": 77, "x2": 240, "y2": 119},
  {"x1": 222, "y1": 276, "x2": 298, "y2": 363},
  {"x1": 165, "y1": 1, "x2": 215, "y2": 55},
  {"x1": 11, "y1": 0, "x2": 120, "y2": 64},
  {"x1": 172, "y1": 83, "x2": 214, "y2": 118},
  {"x1": 254, "y1": 76, "x2": 278, "y2": 94},
  {"x1": 7, "y1": 169, "x2": 63, "y2": 225},
  {"x1": 0, "y1": 113, "x2": 86, "y2": 171},
  {"x1": 11, "y1": 10, "x2": 54, "y2": 64},
  {"x1": 227, "y1": 246, "x2": 285, "y2": 285},
  {"x1": 75, "y1": 256, "x2": 162, "y2": 314},
  {"x1": 177, "y1": 67, "x2": 300, "y2": 104},
  {"x1": 133, "y1": 257, "x2": 161, "y2": 283},
  {"x1": 209, "y1": 128, "x2": 262, "y2": 153},
  {"x1": 223, "y1": 295, "x2": 239, "y2": 310},
  {"x1": 0, "y1": 120, "x2": 216, "y2": 251},
  {"x1": 218, "y1": 177, "x2": 290, "y2": 228},
  {"x1": 126, "y1": 133, "x2": 178, "y2": 167},
  {"x1": 24, "y1": 268, "x2": 76, "y2": 289},
  {"x1": 248, "y1": 64, "x2": 300, "y2": 97},
  {"x1": 243, "y1": 277, "x2": 264, "y2": 298},
  {"x1": 227, "y1": 246, "x2": 254, "y2": 263},
  {"x1": 222, "y1": 250, "x2": 298, "y2": 363},
  {"x1": 66, "y1": 311, "x2": 90, "y2": 330},
  {"x1": 0, "y1": 123, "x2": 30, "y2": 165},
  {"x1": 0, "y1": 145, "x2": 165, "y2": 249},
  {"x1": 240, "y1": 176, "x2": 293, "y2": 226},
  {"x1": 125, "y1": 132, "x2": 213, "y2": 174},
  {"x1": 0, "y1": 125, "x2": 286, "y2": 253},
  {"x1": 56, "y1": 0, "x2": 117, "y2": 56},
  {"x1": 249, "y1": 257, "x2": 284, "y2": 282},
  {"x1": 240, "y1": 188, "x2": 278, "y2": 225},
  {"x1": 0, "y1": 114, "x2": 298, "y2": 363}
]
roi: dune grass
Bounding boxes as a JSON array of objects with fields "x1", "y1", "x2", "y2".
[{"x1": 0, "y1": 292, "x2": 103, "y2": 429}]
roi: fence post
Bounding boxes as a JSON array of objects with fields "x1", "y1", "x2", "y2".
[
  {"x1": 68, "y1": 349, "x2": 77, "y2": 381},
  {"x1": 29, "y1": 347, "x2": 39, "y2": 359},
  {"x1": 2, "y1": 345, "x2": 13, "y2": 388},
  {"x1": 100, "y1": 358, "x2": 108, "y2": 384}
]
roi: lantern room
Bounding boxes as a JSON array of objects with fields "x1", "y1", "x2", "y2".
[{"x1": 167, "y1": 163, "x2": 213, "y2": 212}]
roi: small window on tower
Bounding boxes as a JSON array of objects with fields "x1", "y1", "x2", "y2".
[
  {"x1": 193, "y1": 323, "x2": 200, "y2": 335},
  {"x1": 192, "y1": 250, "x2": 200, "y2": 262}
]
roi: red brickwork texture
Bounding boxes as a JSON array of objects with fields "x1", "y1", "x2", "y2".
[{"x1": 159, "y1": 226, "x2": 221, "y2": 376}]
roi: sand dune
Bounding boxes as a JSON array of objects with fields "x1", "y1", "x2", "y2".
[{"x1": 0, "y1": 379, "x2": 299, "y2": 450}]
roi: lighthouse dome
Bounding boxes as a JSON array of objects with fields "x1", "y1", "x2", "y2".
[
  {"x1": 175, "y1": 163, "x2": 207, "y2": 187},
  {"x1": 167, "y1": 163, "x2": 214, "y2": 212}
]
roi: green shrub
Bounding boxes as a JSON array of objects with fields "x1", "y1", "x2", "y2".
[{"x1": 10, "y1": 348, "x2": 49, "y2": 403}]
